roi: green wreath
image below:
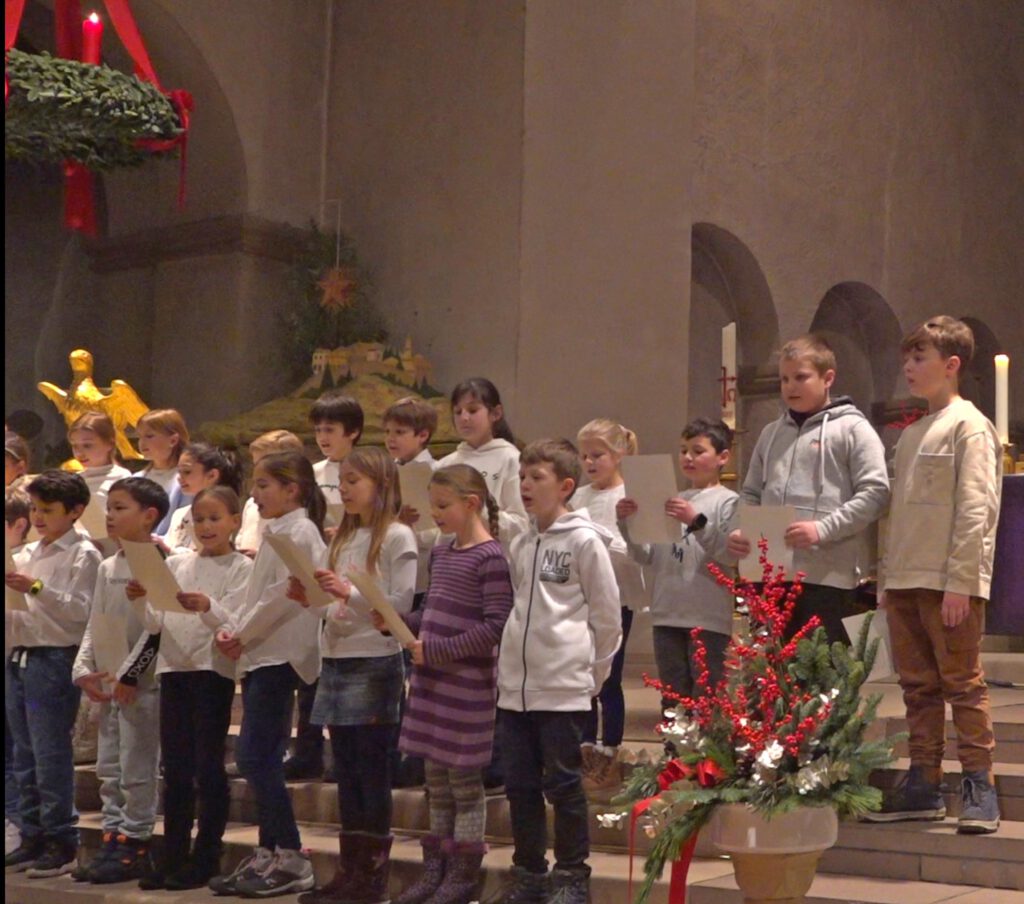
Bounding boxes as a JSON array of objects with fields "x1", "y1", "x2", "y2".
[{"x1": 5, "y1": 49, "x2": 182, "y2": 171}]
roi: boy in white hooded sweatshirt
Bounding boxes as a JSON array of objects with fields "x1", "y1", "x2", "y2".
[
  {"x1": 728, "y1": 334, "x2": 889, "y2": 644},
  {"x1": 489, "y1": 440, "x2": 621, "y2": 904}
]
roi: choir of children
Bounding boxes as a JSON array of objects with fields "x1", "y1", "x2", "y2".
[{"x1": 2, "y1": 318, "x2": 1005, "y2": 904}]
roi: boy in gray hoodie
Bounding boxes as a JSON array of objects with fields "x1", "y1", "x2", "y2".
[
  {"x1": 489, "y1": 440, "x2": 622, "y2": 904},
  {"x1": 727, "y1": 334, "x2": 889, "y2": 643}
]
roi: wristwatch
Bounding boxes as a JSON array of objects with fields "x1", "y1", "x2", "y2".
[{"x1": 28, "y1": 579, "x2": 44, "y2": 596}]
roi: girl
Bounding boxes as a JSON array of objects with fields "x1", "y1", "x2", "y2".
[
  {"x1": 167, "y1": 443, "x2": 243, "y2": 552},
  {"x1": 206, "y1": 451, "x2": 326, "y2": 899},
  {"x1": 573, "y1": 419, "x2": 644, "y2": 794},
  {"x1": 438, "y1": 378, "x2": 527, "y2": 548},
  {"x1": 70, "y1": 412, "x2": 130, "y2": 555},
  {"x1": 288, "y1": 447, "x2": 416, "y2": 904},
  {"x1": 136, "y1": 409, "x2": 190, "y2": 536},
  {"x1": 385, "y1": 465, "x2": 513, "y2": 904},
  {"x1": 127, "y1": 487, "x2": 252, "y2": 890}
]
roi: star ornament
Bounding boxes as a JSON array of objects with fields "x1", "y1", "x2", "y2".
[{"x1": 317, "y1": 267, "x2": 355, "y2": 311}]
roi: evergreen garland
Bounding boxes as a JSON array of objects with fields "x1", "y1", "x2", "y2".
[{"x1": 5, "y1": 49, "x2": 182, "y2": 170}]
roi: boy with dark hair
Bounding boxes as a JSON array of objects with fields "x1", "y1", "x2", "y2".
[
  {"x1": 4, "y1": 471, "x2": 100, "y2": 877},
  {"x1": 310, "y1": 392, "x2": 364, "y2": 506},
  {"x1": 487, "y1": 439, "x2": 621, "y2": 904},
  {"x1": 617, "y1": 418, "x2": 738, "y2": 703},
  {"x1": 71, "y1": 477, "x2": 169, "y2": 883},
  {"x1": 865, "y1": 316, "x2": 1003, "y2": 833},
  {"x1": 727, "y1": 333, "x2": 890, "y2": 643}
]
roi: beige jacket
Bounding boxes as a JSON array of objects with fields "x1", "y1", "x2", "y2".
[{"x1": 882, "y1": 397, "x2": 1002, "y2": 598}]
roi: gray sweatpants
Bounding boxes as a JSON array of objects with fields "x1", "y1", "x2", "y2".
[{"x1": 96, "y1": 687, "x2": 160, "y2": 840}]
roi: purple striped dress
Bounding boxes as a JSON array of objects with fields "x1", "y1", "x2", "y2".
[{"x1": 399, "y1": 539, "x2": 514, "y2": 769}]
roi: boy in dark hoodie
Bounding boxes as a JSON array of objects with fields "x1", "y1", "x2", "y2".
[
  {"x1": 727, "y1": 334, "x2": 889, "y2": 643},
  {"x1": 488, "y1": 439, "x2": 621, "y2": 904}
]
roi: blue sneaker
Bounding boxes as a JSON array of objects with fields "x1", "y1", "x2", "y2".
[
  {"x1": 862, "y1": 765, "x2": 946, "y2": 822},
  {"x1": 958, "y1": 770, "x2": 1000, "y2": 834}
]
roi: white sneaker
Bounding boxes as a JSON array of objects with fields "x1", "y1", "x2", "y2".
[
  {"x1": 234, "y1": 847, "x2": 314, "y2": 897},
  {"x1": 5, "y1": 820, "x2": 21, "y2": 857}
]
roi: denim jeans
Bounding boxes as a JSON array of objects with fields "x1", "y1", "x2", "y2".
[
  {"x1": 498, "y1": 708, "x2": 589, "y2": 874},
  {"x1": 236, "y1": 663, "x2": 302, "y2": 851},
  {"x1": 5, "y1": 709, "x2": 20, "y2": 826},
  {"x1": 96, "y1": 688, "x2": 161, "y2": 839},
  {"x1": 5, "y1": 647, "x2": 81, "y2": 844}
]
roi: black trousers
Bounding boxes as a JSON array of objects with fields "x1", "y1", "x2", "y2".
[
  {"x1": 329, "y1": 724, "x2": 396, "y2": 836},
  {"x1": 160, "y1": 670, "x2": 235, "y2": 869},
  {"x1": 781, "y1": 582, "x2": 859, "y2": 645},
  {"x1": 498, "y1": 708, "x2": 590, "y2": 875}
]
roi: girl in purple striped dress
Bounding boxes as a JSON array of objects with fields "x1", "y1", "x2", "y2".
[{"x1": 379, "y1": 464, "x2": 513, "y2": 904}]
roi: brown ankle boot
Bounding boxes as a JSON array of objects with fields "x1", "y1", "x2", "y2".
[
  {"x1": 344, "y1": 833, "x2": 393, "y2": 904},
  {"x1": 297, "y1": 831, "x2": 360, "y2": 904}
]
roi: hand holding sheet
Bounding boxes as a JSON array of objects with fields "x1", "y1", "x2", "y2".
[
  {"x1": 121, "y1": 540, "x2": 184, "y2": 612},
  {"x1": 263, "y1": 534, "x2": 333, "y2": 607},
  {"x1": 620, "y1": 455, "x2": 680, "y2": 544},
  {"x1": 346, "y1": 569, "x2": 415, "y2": 645},
  {"x1": 398, "y1": 462, "x2": 434, "y2": 528},
  {"x1": 738, "y1": 504, "x2": 796, "y2": 581}
]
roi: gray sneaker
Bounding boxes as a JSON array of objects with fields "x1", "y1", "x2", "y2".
[
  {"x1": 958, "y1": 770, "x2": 1000, "y2": 834},
  {"x1": 482, "y1": 865, "x2": 549, "y2": 904},
  {"x1": 862, "y1": 766, "x2": 946, "y2": 822},
  {"x1": 546, "y1": 867, "x2": 590, "y2": 904},
  {"x1": 236, "y1": 847, "x2": 315, "y2": 898},
  {"x1": 209, "y1": 846, "x2": 274, "y2": 895}
]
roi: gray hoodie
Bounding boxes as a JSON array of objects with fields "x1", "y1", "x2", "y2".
[
  {"x1": 740, "y1": 398, "x2": 889, "y2": 589},
  {"x1": 498, "y1": 510, "x2": 622, "y2": 712}
]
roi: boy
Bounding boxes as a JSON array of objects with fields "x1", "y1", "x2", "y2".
[
  {"x1": 617, "y1": 418, "x2": 738, "y2": 705},
  {"x1": 71, "y1": 477, "x2": 169, "y2": 883},
  {"x1": 865, "y1": 316, "x2": 1003, "y2": 833},
  {"x1": 5, "y1": 488, "x2": 31, "y2": 856},
  {"x1": 4, "y1": 471, "x2": 100, "y2": 877},
  {"x1": 310, "y1": 392, "x2": 364, "y2": 505},
  {"x1": 5, "y1": 432, "x2": 30, "y2": 489},
  {"x1": 727, "y1": 333, "x2": 889, "y2": 643},
  {"x1": 488, "y1": 439, "x2": 622, "y2": 904}
]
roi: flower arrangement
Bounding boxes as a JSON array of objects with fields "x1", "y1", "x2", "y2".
[{"x1": 607, "y1": 541, "x2": 897, "y2": 903}]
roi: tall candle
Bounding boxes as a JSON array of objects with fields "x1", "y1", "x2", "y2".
[
  {"x1": 82, "y1": 13, "x2": 102, "y2": 65},
  {"x1": 721, "y1": 322, "x2": 737, "y2": 429},
  {"x1": 994, "y1": 354, "x2": 1009, "y2": 444}
]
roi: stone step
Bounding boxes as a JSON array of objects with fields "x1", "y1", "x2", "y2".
[
  {"x1": 10, "y1": 814, "x2": 1024, "y2": 904},
  {"x1": 823, "y1": 818, "x2": 1024, "y2": 890}
]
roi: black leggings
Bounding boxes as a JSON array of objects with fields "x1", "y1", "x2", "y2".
[{"x1": 329, "y1": 724, "x2": 396, "y2": 836}]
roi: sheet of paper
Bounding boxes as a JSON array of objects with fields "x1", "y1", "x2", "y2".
[
  {"x1": 738, "y1": 504, "x2": 797, "y2": 581},
  {"x1": 4, "y1": 539, "x2": 28, "y2": 612},
  {"x1": 90, "y1": 611, "x2": 129, "y2": 677},
  {"x1": 263, "y1": 534, "x2": 333, "y2": 608},
  {"x1": 326, "y1": 504, "x2": 346, "y2": 529},
  {"x1": 120, "y1": 540, "x2": 184, "y2": 613},
  {"x1": 78, "y1": 496, "x2": 107, "y2": 539},
  {"x1": 620, "y1": 455, "x2": 680, "y2": 545},
  {"x1": 346, "y1": 569, "x2": 416, "y2": 645},
  {"x1": 398, "y1": 461, "x2": 434, "y2": 529},
  {"x1": 842, "y1": 610, "x2": 895, "y2": 682}
]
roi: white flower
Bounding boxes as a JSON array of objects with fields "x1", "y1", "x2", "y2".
[
  {"x1": 756, "y1": 740, "x2": 785, "y2": 770},
  {"x1": 596, "y1": 812, "x2": 626, "y2": 829}
]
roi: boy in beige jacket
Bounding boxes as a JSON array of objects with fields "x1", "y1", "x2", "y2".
[{"x1": 867, "y1": 316, "x2": 1002, "y2": 833}]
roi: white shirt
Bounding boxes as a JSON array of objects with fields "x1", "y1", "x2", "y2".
[
  {"x1": 7, "y1": 528, "x2": 101, "y2": 648},
  {"x1": 140, "y1": 466, "x2": 179, "y2": 496},
  {"x1": 313, "y1": 459, "x2": 342, "y2": 506},
  {"x1": 167, "y1": 505, "x2": 196, "y2": 553},
  {"x1": 321, "y1": 523, "x2": 417, "y2": 659},
  {"x1": 229, "y1": 508, "x2": 327, "y2": 684},
  {"x1": 236, "y1": 496, "x2": 268, "y2": 552},
  {"x1": 140, "y1": 550, "x2": 253, "y2": 679},
  {"x1": 572, "y1": 483, "x2": 646, "y2": 607}
]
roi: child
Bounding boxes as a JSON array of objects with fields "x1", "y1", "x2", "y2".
[
  {"x1": 68, "y1": 412, "x2": 132, "y2": 513},
  {"x1": 4, "y1": 471, "x2": 100, "y2": 878},
  {"x1": 5, "y1": 432, "x2": 30, "y2": 489},
  {"x1": 490, "y1": 439, "x2": 621, "y2": 904},
  {"x1": 207, "y1": 451, "x2": 326, "y2": 898},
  {"x1": 311, "y1": 392, "x2": 364, "y2": 506},
  {"x1": 866, "y1": 316, "x2": 1003, "y2": 833},
  {"x1": 71, "y1": 477, "x2": 169, "y2": 884},
  {"x1": 383, "y1": 464, "x2": 513, "y2": 904},
  {"x1": 237, "y1": 430, "x2": 305, "y2": 555},
  {"x1": 617, "y1": 418, "x2": 738, "y2": 704},
  {"x1": 287, "y1": 447, "x2": 417, "y2": 904},
  {"x1": 4, "y1": 488, "x2": 31, "y2": 857},
  {"x1": 167, "y1": 443, "x2": 243, "y2": 552},
  {"x1": 128, "y1": 486, "x2": 253, "y2": 889},
  {"x1": 136, "y1": 408, "x2": 191, "y2": 536},
  {"x1": 573, "y1": 419, "x2": 644, "y2": 792},
  {"x1": 727, "y1": 334, "x2": 889, "y2": 643},
  {"x1": 439, "y1": 378, "x2": 528, "y2": 548}
]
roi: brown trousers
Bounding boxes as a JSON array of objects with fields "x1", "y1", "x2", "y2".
[{"x1": 886, "y1": 588, "x2": 995, "y2": 773}]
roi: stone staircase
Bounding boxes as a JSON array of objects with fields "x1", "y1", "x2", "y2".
[{"x1": 7, "y1": 652, "x2": 1024, "y2": 904}]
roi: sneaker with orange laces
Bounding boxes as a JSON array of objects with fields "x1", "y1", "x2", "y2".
[{"x1": 89, "y1": 834, "x2": 153, "y2": 884}]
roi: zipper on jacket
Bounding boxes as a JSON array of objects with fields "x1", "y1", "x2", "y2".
[{"x1": 521, "y1": 537, "x2": 542, "y2": 712}]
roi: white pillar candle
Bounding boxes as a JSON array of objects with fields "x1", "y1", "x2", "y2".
[
  {"x1": 994, "y1": 354, "x2": 1009, "y2": 444},
  {"x1": 721, "y1": 322, "x2": 737, "y2": 429}
]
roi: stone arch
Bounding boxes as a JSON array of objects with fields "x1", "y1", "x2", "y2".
[
  {"x1": 810, "y1": 282, "x2": 902, "y2": 415},
  {"x1": 959, "y1": 316, "x2": 1004, "y2": 419},
  {"x1": 688, "y1": 223, "x2": 778, "y2": 423}
]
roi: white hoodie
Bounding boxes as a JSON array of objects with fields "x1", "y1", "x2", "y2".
[
  {"x1": 439, "y1": 439, "x2": 528, "y2": 547},
  {"x1": 497, "y1": 511, "x2": 622, "y2": 712}
]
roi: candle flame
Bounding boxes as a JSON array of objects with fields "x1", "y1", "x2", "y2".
[
  {"x1": 88, "y1": 12, "x2": 100, "y2": 23},
  {"x1": 995, "y1": 354, "x2": 1009, "y2": 365}
]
